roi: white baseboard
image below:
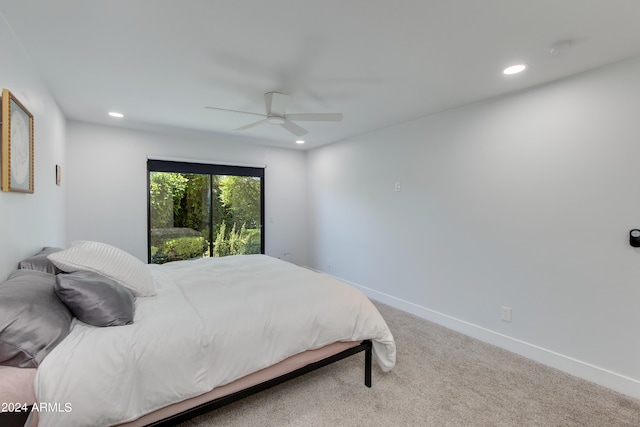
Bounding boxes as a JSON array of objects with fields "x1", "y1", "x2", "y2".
[{"x1": 313, "y1": 269, "x2": 640, "y2": 400}]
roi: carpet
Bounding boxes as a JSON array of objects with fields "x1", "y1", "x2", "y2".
[{"x1": 178, "y1": 301, "x2": 640, "y2": 426}]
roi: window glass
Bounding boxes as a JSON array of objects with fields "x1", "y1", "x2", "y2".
[{"x1": 147, "y1": 160, "x2": 264, "y2": 264}]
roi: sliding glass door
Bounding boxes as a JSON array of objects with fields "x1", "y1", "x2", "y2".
[{"x1": 147, "y1": 160, "x2": 264, "y2": 264}]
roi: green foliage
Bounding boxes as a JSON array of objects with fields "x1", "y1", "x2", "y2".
[
  {"x1": 151, "y1": 236, "x2": 206, "y2": 264},
  {"x1": 149, "y1": 172, "x2": 188, "y2": 229},
  {"x1": 164, "y1": 236, "x2": 207, "y2": 261},
  {"x1": 176, "y1": 174, "x2": 210, "y2": 231},
  {"x1": 245, "y1": 228, "x2": 261, "y2": 254},
  {"x1": 213, "y1": 222, "x2": 260, "y2": 257},
  {"x1": 219, "y1": 176, "x2": 261, "y2": 229},
  {"x1": 149, "y1": 171, "x2": 262, "y2": 264}
]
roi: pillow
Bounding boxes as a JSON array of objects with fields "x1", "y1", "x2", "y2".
[
  {"x1": 0, "y1": 269, "x2": 72, "y2": 368},
  {"x1": 18, "y1": 246, "x2": 63, "y2": 274},
  {"x1": 55, "y1": 271, "x2": 135, "y2": 327},
  {"x1": 48, "y1": 241, "x2": 155, "y2": 297}
]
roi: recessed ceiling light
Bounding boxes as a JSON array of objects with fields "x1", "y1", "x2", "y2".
[
  {"x1": 503, "y1": 64, "x2": 527, "y2": 75},
  {"x1": 296, "y1": 140, "x2": 305, "y2": 144},
  {"x1": 108, "y1": 112, "x2": 124, "y2": 118}
]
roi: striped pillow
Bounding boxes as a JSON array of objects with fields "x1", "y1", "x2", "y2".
[{"x1": 48, "y1": 241, "x2": 155, "y2": 297}]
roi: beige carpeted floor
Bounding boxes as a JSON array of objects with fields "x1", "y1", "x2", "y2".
[{"x1": 178, "y1": 302, "x2": 640, "y2": 426}]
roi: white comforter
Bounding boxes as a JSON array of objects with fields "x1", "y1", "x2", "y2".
[{"x1": 34, "y1": 255, "x2": 396, "y2": 427}]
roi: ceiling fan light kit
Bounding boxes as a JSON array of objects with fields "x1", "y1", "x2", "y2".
[
  {"x1": 267, "y1": 116, "x2": 286, "y2": 125},
  {"x1": 206, "y1": 92, "x2": 343, "y2": 138}
]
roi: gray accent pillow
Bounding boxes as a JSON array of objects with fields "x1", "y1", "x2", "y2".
[
  {"x1": 54, "y1": 271, "x2": 135, "y2": 327},
  {"x1": 18, "y1": 246, "x2": 64, "y2": 274},
  {"x1": 0, "y1": 269, "x2": 73, "y2": 368}
]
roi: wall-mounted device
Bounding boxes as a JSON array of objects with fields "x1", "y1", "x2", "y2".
[{"x1": 630, "y1": 229, "x2": 640, "y2": 247}]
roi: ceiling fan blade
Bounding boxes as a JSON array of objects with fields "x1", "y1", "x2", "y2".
[
  {"x1": 285, "y1": 113, "x2": 343, "y2": 122},
  {"x1": 205, "y1": 106, "x2": 266, "y2": 118},
  {"x1": 281, "y1": 119, "x2": 308, "y2": 137},
  {"x1": 234, "y1": 118, "x2": 268, "y2": 131},
  {"x1": 265, "y1": 92, "x2": 290, "y2": 116}
]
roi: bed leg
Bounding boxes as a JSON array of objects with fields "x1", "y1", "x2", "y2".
[{"x1": 364, "y1": 340, "x2": 372, "y2": 388}]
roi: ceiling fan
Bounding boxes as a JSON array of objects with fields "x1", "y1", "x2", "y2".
[{"x1": 205, "y1": 92, "x2": 343, "y2": 137}]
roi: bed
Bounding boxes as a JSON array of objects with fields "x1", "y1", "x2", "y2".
[{"x1": 0, "y1": 242, "x2": 396, "y2": 427}]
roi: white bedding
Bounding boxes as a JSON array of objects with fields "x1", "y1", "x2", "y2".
[{"x1": 34, "y1": 255, "x2": 396, "y2": 427}]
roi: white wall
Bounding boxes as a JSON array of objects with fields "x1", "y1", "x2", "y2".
[
  {"x1": 4, "y1": 0, "x2": 639, "y2": 397},
  {"x1": 0, "y1": 13, "x2": 67, "y2": 281},
  {"x1": 66, "y1": 121, "x2": 307, "y2": 265},
  {"x1": 307, "y1": 56, "x2": 640, "y2": 398}
]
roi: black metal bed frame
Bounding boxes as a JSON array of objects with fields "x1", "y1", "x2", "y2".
[
  {"x1": 147, "y1": 340, "x2": 373, "y2": 426},
  {"x1": 0, "y1": 340, "x2": 372, "y2": 427}
]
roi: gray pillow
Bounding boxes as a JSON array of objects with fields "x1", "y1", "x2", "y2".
[
  {"x1": 54, "y1": 271, "x2": 135, "y2": 327},
  {"x1": 0, "y1": 269, "x2": 73, "y2": 368},
  {"x1": 18, "y1": 247, "x2": 63, "y2": 274}
]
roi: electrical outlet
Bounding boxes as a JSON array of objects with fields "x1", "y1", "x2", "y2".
[
  {"x1": 394, "y1": 182, "x2": 401, "y2": 192},
  {"x1": 501, "y1": 306, "x2": 512, "y2": 322}
]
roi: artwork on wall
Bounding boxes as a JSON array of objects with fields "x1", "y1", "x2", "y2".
[{"x1": 1, "y1": 88, "x2": 34, "y2": 193}]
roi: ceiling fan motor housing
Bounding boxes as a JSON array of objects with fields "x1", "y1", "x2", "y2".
[{"x1": 267, "y1": 115, "x2": 286, "y2": 125}]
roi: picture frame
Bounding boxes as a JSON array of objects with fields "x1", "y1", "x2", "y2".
[{"x1": 1, "y1": 88, "x2": 34, "y2": 193}]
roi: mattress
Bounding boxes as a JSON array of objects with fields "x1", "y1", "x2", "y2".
[
  {"x1": 0, "y1": 366, "x2": 37, "y2": 427},
  {"x1": 0, "y1": 365, "x2": 37, "y2": 405},
  {"x1": 115, "y1": 341, "x2": 361, "y2": 426},
  {"x1": 2, "y1": 341, "x2": 361, "y2": 427}
]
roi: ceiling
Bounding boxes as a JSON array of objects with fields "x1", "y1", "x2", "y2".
[{"x1": 1, "y1": 0, "x2": 640, "y2": 150}]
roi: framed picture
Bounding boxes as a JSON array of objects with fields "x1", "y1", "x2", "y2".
[{"x1": 1, "y1": 88, "x2": 34, "y2": 193}]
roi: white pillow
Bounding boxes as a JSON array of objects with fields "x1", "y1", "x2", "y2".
[{"x1": 48, "y1": 241, "x2": 156, "y2": 297}]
